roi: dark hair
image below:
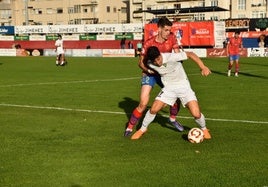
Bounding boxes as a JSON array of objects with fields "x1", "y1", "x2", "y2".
[
  {"x1": 234, "y1": 31, "x2": 240, "y2": 35},
  {"x1": 157, "y1": 16, "x2": 172, "y2": 28},
  {"x1": 146, "y1": 46, "x2": 160, "y2": 64}
]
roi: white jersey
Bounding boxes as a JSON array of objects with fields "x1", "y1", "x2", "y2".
[
  {"x1": 55, "y1": 39, "x2": 64, "y2": 55},
  {"x1": 148, "y1": 52, "x2": 188, "y2": 87},
  {"x1": 148, "y1": 52, "x2": 197, "y2": 106}
]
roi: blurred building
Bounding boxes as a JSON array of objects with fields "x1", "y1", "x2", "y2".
[
  {"x1": 131, "y1": 0, "x2": 268, "y2": 23},
  {"x1": 0, "y1": 0, "x2": 267, "y2": 26},
  {"x1": 1, "y1": 0, "x2": 127, "y2": 25}
]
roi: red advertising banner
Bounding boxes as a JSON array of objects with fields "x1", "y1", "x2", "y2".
[
  {"x1": 144, "y1": 21, "x2": 215, "y2": 46},
  {"x1": 171, "y1": 22, "x2": 189, "y2": 46},
  {"x1": 144, "y1": 24, "x2": 158, "y2": 42},
  {"x1": 189, "y1": 21, "x2": 214, "y2": 46}
]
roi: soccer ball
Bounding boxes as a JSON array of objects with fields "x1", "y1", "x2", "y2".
[{"x1": 188, "y1": 128, "x2": 204, "y2": 143}]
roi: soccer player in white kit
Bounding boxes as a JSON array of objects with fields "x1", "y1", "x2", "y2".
[
  {"x1": 55, "y1": 34, "x2": 65, "y2": 66},
  {"x1": 131, "y1": 46, "x2": 212, "y2": 140}
]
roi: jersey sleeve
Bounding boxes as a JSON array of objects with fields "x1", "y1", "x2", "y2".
[{"x1": 163, "y1": 52, "x2": 188, "y2": 63}]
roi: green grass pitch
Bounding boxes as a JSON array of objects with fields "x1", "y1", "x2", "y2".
[{"x1": 0, "y1": 56, "x2": 267, "y2": 187}]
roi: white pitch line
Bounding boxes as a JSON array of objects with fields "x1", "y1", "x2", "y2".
[
  {"x1": 0, "y1": 77, "x2": 140, "y2": 88},
  {"x1": 0, "y1": 103, "x2": 268, "y2": 124}
]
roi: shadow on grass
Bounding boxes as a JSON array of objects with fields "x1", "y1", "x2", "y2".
[
  {"x1": 211, "y1": 70, "x2": 268, "y2": 79},
  {"x1": 118, "y1": 97, "x2": 139, "y2": 120},
  {"x1": 118, "y1": 97, "x2": 191, "y2": 133},
  {"x1": 242, "y1": 61, "x2": 268, "y2": 67}
]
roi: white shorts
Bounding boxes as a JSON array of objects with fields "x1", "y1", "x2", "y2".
[
  {"x1": 155, "y1": 85, "x2": 197, "y2": 107},
  {"x1": 57, "y1": 48, "x2": 64, "y2": 56}
]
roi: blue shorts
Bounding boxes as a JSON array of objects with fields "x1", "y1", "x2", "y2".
[
  {"x1": 229, "y1": 55, "x2": 240, "y2": 61},
  {"x1": 141, "y1": 74, "x2": 163, "y2": 88}
]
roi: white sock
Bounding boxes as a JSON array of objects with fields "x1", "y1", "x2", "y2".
[
  {"x1": 140, "y1": 110, "x2": 156, "y2": 132},
  {"x1": 195, "y1": 113, "x2": 206, "y2": 130}
]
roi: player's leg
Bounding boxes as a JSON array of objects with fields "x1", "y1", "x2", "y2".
[
  {"x1": 60, "y1": 53, "x2": 65, "y2": 66},
  {"x1": 56, "y1": 54, "x2": 60, "y2": 66},
  {"x1": 228, "y1": 56, "x2": 234, "y2": 76},
  {"x1": 234, "y1": 57, "x2": 239, "y2": 77},
  {"x1": 186, "y1": 100, "x2": 211, "y2": 139},
  {"x1": 124, "y1": 75, "x2": 156, "y2": 136},
  {"x1": 131, "y1": 99, "x2": 166, "y2": 140},
  {"x1": 125, "y1": 85, "x2": 152, "y2": 130},
  {"x1": 155, "y1": 74, "x2": 183, "y2": 131},
  {"x1": 168, "y1": 99, "x2": 184, "y2": 131}
]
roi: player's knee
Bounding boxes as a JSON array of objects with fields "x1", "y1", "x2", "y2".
[
  {"x1": 149, "y1": 108, "x2": 158, "y2": 114},
  {"x1": 193, "y1": 112, "x2": 201, "y2": 119},
  {"x1": 137, "y1": 104, "x2": 147, "y2": 112}
]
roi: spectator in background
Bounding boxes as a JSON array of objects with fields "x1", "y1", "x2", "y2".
[
  {"x1": 136, "y1": 40, "x2": 143, "y2": 56},
  {"x1": 120, "y1": 37, "x2": 126, "y2": 49},
  {"x1": 257, "y1": 34, "x2": 265, "y2": 48},
  {"x1": 86, "y1": 44, "x2": 91, "y2": 49},
  {"x1": 264, "y1": 35, "x2": 268, "y2": 47},
  {"x1": 128, "y1": 40, "x2": 133, "y2": 49},
  {"x1": 14, "y1": 43, "x2": 29, "y2": 56}
]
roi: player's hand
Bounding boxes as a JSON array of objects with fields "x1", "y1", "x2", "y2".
[
  {"x1": 201, "y1": 66, "x2": 211, "y2": 76},
  {"x1": 147, "y1": 69, "x2": 155, "y2": 74}
]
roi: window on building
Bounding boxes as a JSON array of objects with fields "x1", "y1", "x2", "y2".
[
  {"x1": 34, "y1": 9, "x2": 42, "y2": 14},
  {"x1": 210, "y1": 16, "x2": 218, "y2": 20},
  {"x1": 252, "y1": 11, "x2": 258, "y2": 18},
  {"x1": 34, "y1": 22, "x2": 42, "y2": 25},
  {"x1": 238, "y1": 14, "x2": 246, "y2": 18},
  {"x1": 194, "y1": 13, "x2": 205, "y2": 21},
  {"x1": 211, "y1": 0, "x2": 218, "y2": 6},
  {"x1": 0, "y1": 9, "x2": 11, "y2": 19},
  {"x1": 57, "y1": 8, "x2": 63, "y2": 14},
  {"x1": 174, "y1": 4, "x2": 181, "y2": 9},
  {"x1": 251, "y1": 0, "x2": 264, "y2": 6},
  {"x1": 238, "y1": 0, "x2": 246, "y2": 10},
  {"x1": 90, "y1": 6, "x2": 96, "y2": 13},
  {"x1": 198, "y1": 0, "x2": 205, "y2": 7},
  {"x1": 83, "y1": 8, "x2": 88, "y2": 13},
  {"x1": 74, "y1": 5, "x2": 81, "y2": 13},
  {"x1": 252, "y1": 11, "x2": 266, "y2": 18},
  {"x1": 200, "y1": 13, "x2": 205, "y2": 20},
  {"x1": 69, "y1": 20, "x2": 74, "y2": 24},
  {"x1": 74, "y1": 19, "x2": 81, "y2": 24},
  {"x1": 113, "y1": 7, "x2": 117, "y2": 13},
  {"x1": 259, "y1": 11, "x2": 265, "y2": 18},
  {"x1": 68, "y1": 7, "x2": 74, "y2": 14},
  {"x1": 47, "y1": 8, "x2": 53, "y2": 14},
  {"x1": 107, "y1": 6, "x2": 110, "y2": 13},
  {"x1": 121, "y1": 8, "x2": 126, "y2": 13}
]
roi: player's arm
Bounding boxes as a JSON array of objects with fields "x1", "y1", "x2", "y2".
[
  {"x1": 173, "y1": 48, "x2": 180, "y2": 53},
  {"x1": 240, "y1": 40, "x2": 243, "y2": 50},
  {"x1": 226, "y1": 40, "x2": 230, "y2": 56},
  {"x1": 54, "y1": 42, "x2": 58, "y2": 52},
  {"x1": 138, "y1": 54, "x2": 154, "y2": 74},
  {"x1": 185, "y1": 51, "x2": 211, "y2": 76}
]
